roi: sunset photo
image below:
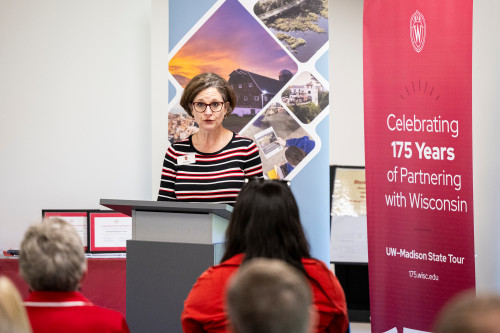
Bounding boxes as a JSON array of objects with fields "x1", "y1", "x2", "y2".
[{"x1": 169, "y1": 0, "x2": 297, "y2": 87}]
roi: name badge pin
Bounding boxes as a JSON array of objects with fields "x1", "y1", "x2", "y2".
[{"x1": 177, "y1": 154, "x2": 196, "y2": 165}]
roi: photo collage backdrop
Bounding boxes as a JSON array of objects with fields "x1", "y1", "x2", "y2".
[{"x1": 167, "y1": 0, "x2": 331, "y2": 262}]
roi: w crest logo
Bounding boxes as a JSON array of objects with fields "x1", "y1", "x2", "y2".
[{"x1": 410, "y1": 10, "x2": 426, "y2": 53}]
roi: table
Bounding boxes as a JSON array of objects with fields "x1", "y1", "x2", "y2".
[{"x1": 0, "y1": 257, "x2": 126, "y2": 317}]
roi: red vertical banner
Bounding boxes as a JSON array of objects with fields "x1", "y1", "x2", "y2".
[{"x1": 363, "y1": 1, "x2": 474, "y2": 332}]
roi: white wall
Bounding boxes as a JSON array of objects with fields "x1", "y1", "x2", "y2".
[
  {"x1": 1, "y1": 0, "x2": 498, "y2": 293},
  {"x1": 151, "y1": 0, "x2": 170, "y2": 199},
  {"x1": 329, "y1": 0, "x2": 365, "y2": 167},
  {"x1": 329, "y1": 0, "x2": 500, "y2": 292},
  {"x1": 0, "y1": 0, "x2": 152, "y2": 250},
  {"x1": 471, "y1": 1, "x2": 500, "y2": 292}
]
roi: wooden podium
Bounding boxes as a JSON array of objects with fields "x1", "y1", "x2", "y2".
[{"x1": 100, "y1": 199, "x2": 233, "y2": 332}]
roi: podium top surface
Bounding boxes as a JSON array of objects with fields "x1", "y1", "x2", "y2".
[{"x1": 100, "y1": 199, "x2": 233, "y2": 220}]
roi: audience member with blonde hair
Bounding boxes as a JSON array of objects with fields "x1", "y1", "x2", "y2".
[
  {"x1": 0, "y1": 276, "x2": 32, "y2": 333},
  {"x1": 226, "y1": 258, "x2": 315, "y2": 333},
  {"x1": 434, "y1": 289, "x2": 500, "y2": 333},
  {"x1": 19, "y1": 218, "x2": 130, "y2": 333}
]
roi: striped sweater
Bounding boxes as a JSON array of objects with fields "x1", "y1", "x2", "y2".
[{"x1": 158, "y1": 133, "x2": 263, "y2": 204}]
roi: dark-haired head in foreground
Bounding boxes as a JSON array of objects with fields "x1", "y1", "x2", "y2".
[
  {"x1": 221, "y1": 178, "x2": 311, "y2": 275},
  {"x1": 181, "y1": 179, "x2": 349, "y2": 333}
]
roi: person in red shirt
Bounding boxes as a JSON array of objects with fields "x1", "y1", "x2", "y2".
[
  {"x1": 19, "y1": 218, "x2": 130, "y2": 333},
  {"x1": 182, "y1": 179, "x2": 349, "y2": 333}
]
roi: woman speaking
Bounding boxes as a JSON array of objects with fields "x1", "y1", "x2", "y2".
[{"x1": 158, "y1": 73, "x2": 263, "y2": 204}]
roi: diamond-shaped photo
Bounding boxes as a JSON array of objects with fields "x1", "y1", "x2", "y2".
[
  {"x1": 241, "y1": 102, "x2": 316, "y2": 180},
  {"x1": 167, "y1": 103, "x2": 199, "y2": 145},
  {"x1": 254, "y1": 0, "x2": 328, "y2": 63},
  {"x1": 281, "y1": 71, "x2": 328, "y2": 124},
  {"x1": 168, "y1": 0, "x2": 297, "y2": 137}
]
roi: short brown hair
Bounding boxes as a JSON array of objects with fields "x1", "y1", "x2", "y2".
[
  {"x1": 434, "y1": 290, "x2": 500, "y2": 333},
  {"x1": 226, "y1": 258, "x2": 312, "y2": 333},
  {"x1": 180, "y1": 72, "x2": 237, "y2": 117}
]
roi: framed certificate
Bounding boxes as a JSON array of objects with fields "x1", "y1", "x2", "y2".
[
  {"x1": 329, "y1": 166, "x2": 370, "y2": 322},
  {"x1": 329, "y1": 166, "x2": 367, "y2": 264},
  {"x1": 88, "y1": 211, "x2": 132, "y2": 253},
  {"x1": 42, "y1": 210, "x2": 89, "y2": 251}
]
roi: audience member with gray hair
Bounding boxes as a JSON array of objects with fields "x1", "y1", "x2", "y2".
[
  {"x1": 434, "y1": 289, "x2": 500, "y2": 333},
  {"x1": 19, "y1": 218, "x2": 130, "y2": 333},
  {"x1": 226, "y1": 258, "x2": 315, "y2": 333}
]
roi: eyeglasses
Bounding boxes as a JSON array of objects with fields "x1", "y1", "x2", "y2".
[{"x1": 191, "y1": 101, "x2": 225, "y2": 113}]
